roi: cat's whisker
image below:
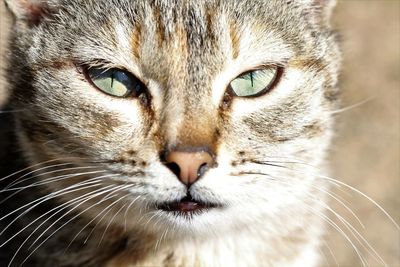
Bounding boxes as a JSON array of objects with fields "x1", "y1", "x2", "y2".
[
  {"x1": 253, "y1": 159, "x2": 351, "y2": 198},
  {"x1": 98, "y1": 198, "x2": 129, "y2": 247},
  {"x1": 29, "y1": 183, "x2": 121, "y2": 242},
  {"x1": 235, "y1": 170, "x2": 364, "y2": 228},
  {"x1": 306, "y1": 201, "x2": 368, "y2": 267},
  {"x1": 3, "y1": 164, "x2": 102, "y2": 190},
  {"x1": 248, "y1": 159, "x2": 399, "y2": 230},
  {"x1": 65, "y1": 201, "x2": 115, "y2": 252},
  {"x1": 85, "y1": 197, "x2": 127, "y2": 244},
  {"x1": 272, "y1": 174, "x2": 363, "y2": 234},
  {"x1": 308, "y1": 173, "x2": 399, "y2": 230},
  {"x1": 0, "y1": 176, "x2": 113, "y2": 239},
  {"x1": 149, "y1": 211, "x2": 166, "y2": 231},
  {"x1": 238, "y1": 172, "x2": 371, "y2": 266},
  {"x1": 1, "y1": 169, "x2": 106, "y2": 193},
  {"x1": 320, "y1": 186, "x2": 365, "y2": 229},
  {"x1": 322, "y1": 199, "x2": 388, "y2": 266},
  {"x1": 137, "y1": 204, "x2": 147, "y2": 224},
  {"x1": 0, "y1": 158, "x2": 85, "y2": 183},
  {"x1": 0, "y1": 174, "x2": 115, "y2": 225},
  {"x1": 322, "y1": 239, "x2": 339, "y2": 267},
  {"x1": 3, "y1": 162, "x2": 74, "y2": 190},
  {"x1": 97, "y1": 184, "x2": 131, "y2": 203},
  {"x1": 64, "y1": 185, "x2": 137, "y2": 254},
  {"x1": 0, "y1": 170, "x2": 108, "y2": 211},
  {"x1": 298, "y1": 176, "x2": 385, "y2": 266},
  {"x1": 246, "y1": 160, "x2": 288, "y2": 169},
  {"x1": 142, "y1": 210, "x2": 171, "y2": 252},
  {"x1": 317, "y1": 242, "x2": 331, "y2": 267},
  {"x1": 143, "y1": 210, "x2": 162, "y2": 230},
  {"x1": 124, "y1": 195, "x2": 142, "y2": 232},
  {"x1": 250, "y1": 154, "x2": 341, "y2": 174},
  {"x1": 329, "y1": 96, "x2": 376, "y2": 115},
  {"x1": 254, "y1": 171, "x2": 387, "y2": 266},
  {"x1": 0, "y1": 182, "x2": 105, "y2": 249},
  {"x1": 28, "y1": 186, "x2": 131, "y2": 254},
  {"x1": 8, "y1": 183, "x2": 119, "y2": 267},
  {"x1": 300, "y1": 176, "x2": 386, "y2": 265},
  {"x1": 155, "y1": 220, "x2": 169, "y2": 252},
  {"x1": 278, "y1": 181, "x2": 369, "y2": 266},
  {"x1": 17, "y1": 184, "x2": 133, "y2": 267},
  {"x1": 264, "y1": 179, "x2": 369, "y2": 267}
]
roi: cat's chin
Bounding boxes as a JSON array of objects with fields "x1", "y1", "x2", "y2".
[{"x1": 151, "y1": 208, "x2": 227, "y2": 238}]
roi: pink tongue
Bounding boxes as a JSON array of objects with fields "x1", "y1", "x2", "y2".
[{"x1": 176, "y1": 201, "x2": 201, "y2": 212}]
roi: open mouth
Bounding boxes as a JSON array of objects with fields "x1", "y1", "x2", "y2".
[{"x1": 159, "y1": 194, "x2": 218, "y2": 215}]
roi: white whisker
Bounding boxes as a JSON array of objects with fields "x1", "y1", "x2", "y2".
[
  {"x1": 1, "y1": 182, "x2": 104, "y2": 248},
  {"x1": 0, "y1": 178, "x2": 108, "y2": 240},
  {"x1": 329, "y1": 96, "x2": 375, "y2": 115},
  {"x1": 256, "y1": 159, "x2": 399, "y2": 230},
  {"x1": 98, "y1": 198, "x2": 129, "y2": 246},
  {"x1": 322, "y1": 240, "x2": 339, "y2": 267},
  {"x1": 1, "y1": 169, "x2": 105, "y2": 194},
  {"x1": 7, "y1": 184, "x2": 116, "y2": 267},
  {"x1": 4, "y1": 165, "x2": 101, "y2": 190},
  {"x1": 15, "y1": 183, "x2": 133, "y2": 267},
  {"x1": 124, "y1": 195, "x2": 141, "y2": 232},
  {"x1": 314, "y1": 174, "x2": 399, "y2": 230},
  {"x1": 0, "y1": 174, "x2": 115, "y2": 232},
  {"x1": 0, "y1": 158, "x2": 81, "y2": 183}
]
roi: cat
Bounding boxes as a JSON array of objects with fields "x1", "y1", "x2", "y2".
[{"x1": 0, "y1": 0, "x2": 341, "y2": 266}]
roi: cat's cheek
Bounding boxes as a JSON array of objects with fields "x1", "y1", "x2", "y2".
[{"x1": 68, "y1": 89, "x2": 150, "y2": 148}]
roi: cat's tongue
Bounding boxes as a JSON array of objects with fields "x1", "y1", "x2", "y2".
[
  {"x1": 161, "y1": 196, "x2": 210, "y2": 213},
  {"x1": 170, "y1": 200, "x2": 203, "y2": 212}
]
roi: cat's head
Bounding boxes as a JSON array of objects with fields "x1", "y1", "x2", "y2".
[{"x1": 6, "y1": 0, "x2": 340, "y2": 240}]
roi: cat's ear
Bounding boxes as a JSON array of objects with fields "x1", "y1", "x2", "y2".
[
  {"x1": 304, "y1": 0, "x2": 337, "y2": 26},
  {"x1": 4, "y1": 0, "x2": 55, "y2": 26}
]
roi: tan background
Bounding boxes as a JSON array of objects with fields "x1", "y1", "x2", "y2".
[{"x1": 0, "y1": 1, "x2": 399, "y2": 266}]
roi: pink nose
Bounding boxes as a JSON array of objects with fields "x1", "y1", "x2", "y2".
[{"x1": 165, "y1": 151, "x2": 213, "y2": 185}]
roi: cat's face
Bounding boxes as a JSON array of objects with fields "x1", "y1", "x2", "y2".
[{"x1": 8, "y1": 0, "x2": 339, "y2": 239}]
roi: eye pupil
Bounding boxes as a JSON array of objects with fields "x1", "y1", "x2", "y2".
[{"x1": 110, "y1": 71, "x2": 115, "y2": 88}]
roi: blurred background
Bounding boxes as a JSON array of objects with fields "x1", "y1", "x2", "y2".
[
  {"x1": 328, "y1": 1, "x2": 399, "y2": 266},
  {"x1": 0, "y1": 1, "x2": 399, "y2": 266}
]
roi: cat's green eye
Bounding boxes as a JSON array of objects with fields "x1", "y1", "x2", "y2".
[
  {"x1": 86, "y1": 68, "x2": 143, "y2": 98},
  {"x1": 229, "y1": 66, "x2": 280, "y2": 97}
]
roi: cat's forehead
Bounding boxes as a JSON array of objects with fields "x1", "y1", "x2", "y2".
[{"x1": 55, "y1": 0, "x2": 308, "y2": 86}]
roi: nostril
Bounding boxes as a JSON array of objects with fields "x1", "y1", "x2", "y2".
[
  {"x1": 165, "y1": 162, "x2": 180, "y2": 177},
  {"x1": 197, "y1": 163, "x2": 209, "y2": 177},
  {"x1": 162, "y1": 149, "x2": 214, "y2": 186}
]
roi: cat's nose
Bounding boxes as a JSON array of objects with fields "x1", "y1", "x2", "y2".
[{"x1": 164, "y1": 150, "x2": 213, "y2": 186}]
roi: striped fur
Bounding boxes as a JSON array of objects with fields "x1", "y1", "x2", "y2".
[{"x1": 1, "y1": 0, "x2": 340, "y2": 266}]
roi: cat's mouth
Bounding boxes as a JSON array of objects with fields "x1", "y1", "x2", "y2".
[{"x1": 159, "y1": 194, "x2": 218, "y2": 214}]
